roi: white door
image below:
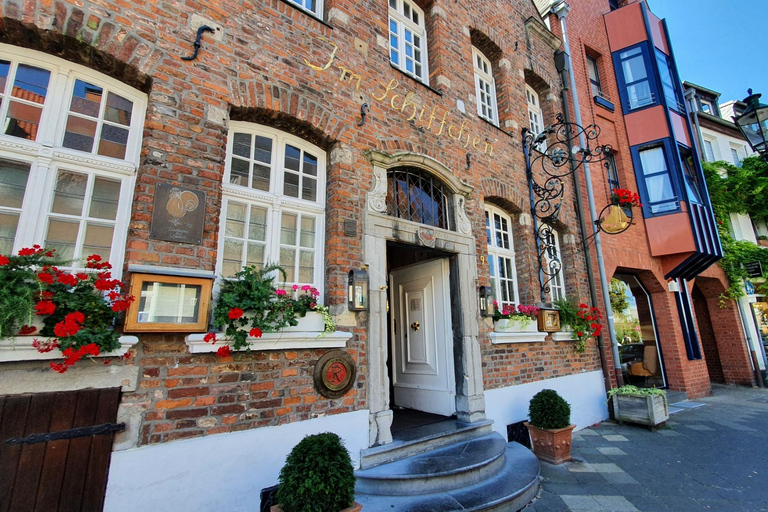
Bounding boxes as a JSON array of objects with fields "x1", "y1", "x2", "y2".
[{"x1": 390, "y1": 258, "x2": 455, "y2": 416}]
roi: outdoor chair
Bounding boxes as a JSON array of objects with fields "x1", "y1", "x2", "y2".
[{"x1": 627, "y1": 345, "x2": 662, "y2": 387}]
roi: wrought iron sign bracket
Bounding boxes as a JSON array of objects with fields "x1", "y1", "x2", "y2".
[
  {"x1": 522, "y1": 113, "x2": 614, "y2": 300},
  {"x1": 182, "y1": 25, "x2": 215, "y2": 61}
]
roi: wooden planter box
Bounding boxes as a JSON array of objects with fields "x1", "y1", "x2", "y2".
[
  {"x1": 612, "y1": 393, "x2": 669, "y2": 427},
  {"x1": 524, "y1": 422, "x2": 576, "y2": 465}
]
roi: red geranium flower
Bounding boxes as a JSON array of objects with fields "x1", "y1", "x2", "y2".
[
  {"x1": 203, "y1": 332, "x2": 217, "y2": 343},
  {"x1": 18, "y1": 247, "x2": 36, "y2": 256},
  {"x1": 38, "y1": 272, "x2": 54, "y2": 284},
  {"x1": 76, "y1": 273, "x2": 89, "y2": 281},
  {"x1": 216, "y1": 345, "x2": 232, "y2": 358},
  {"x1": 228, "y1": 307, "x2": 244, "y2": 320},
  {"x1": 32, "y1": 338, "x2": 58, "y2": 353},
  {"x1": 18, "y1": 325, "x2": 37, "y2": 335},
  {"x1": 0, "y1": 255, "x2": 8, "y2": 265},
  {"x1": 57, "y1": 274, "x2": 79, "y2": 286},
  {"x1": 35, "y1": 301, "x2": 56, "y2": 315},
  {"x1": 249, "y1": 327, "x2": 263, "y2": 338}
]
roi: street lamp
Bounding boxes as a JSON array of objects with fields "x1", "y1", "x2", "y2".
[{"x1": 733, "y1": 89, "x2": 768, "y2": 162}]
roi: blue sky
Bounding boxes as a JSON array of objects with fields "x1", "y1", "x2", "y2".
[{"x1": 648, "y1": 0, "x2": 767, "y2": 104}]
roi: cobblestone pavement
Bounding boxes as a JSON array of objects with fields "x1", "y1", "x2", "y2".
[{"x1": 525, "y1": 385, "x2": 768, "y2": 512}]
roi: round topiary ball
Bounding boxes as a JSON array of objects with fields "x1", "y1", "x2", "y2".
[
  {"x1": 276, "y1": 432, "x2": 356, "y2": 512},
  {"x1": 528, "y1": 389, "x2": 571, "y2": 430}
]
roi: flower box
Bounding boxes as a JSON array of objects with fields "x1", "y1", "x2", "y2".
[
  {"x1": 611, "y1": 393, "x2": 668, "y2": 428},
  {"x1": 281, "y1": 311, "x2": 325, "y2": 332},
  {"x1": 494, "y1": 317, "x2": 538, "y2": 333}
]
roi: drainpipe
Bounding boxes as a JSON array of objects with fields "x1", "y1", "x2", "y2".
[{"x1": 552, "y1": 1, "x2": 624, "y2": 387}]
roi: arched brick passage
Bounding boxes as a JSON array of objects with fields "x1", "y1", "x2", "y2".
[{"x1": 692, "y1": 285, "x2": 724, "y2": 384}]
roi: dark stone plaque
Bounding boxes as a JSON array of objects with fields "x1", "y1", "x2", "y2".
[{"x1": 149, "y1": 183, "x2": 206, "y2": 245}]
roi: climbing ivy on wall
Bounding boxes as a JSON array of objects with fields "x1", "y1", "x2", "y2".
[{"x1": 702, "y1": 156, "x2": 768, "y2": 301}]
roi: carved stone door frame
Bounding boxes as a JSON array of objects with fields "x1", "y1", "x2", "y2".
[{"x1": 363, "y1": 151, "x2": 486, "y2": 447}]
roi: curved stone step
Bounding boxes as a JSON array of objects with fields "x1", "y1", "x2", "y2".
[
  {"x1": 360, "y1": 419, "x2": 493, "y2": 469},
  {"x1": 355, "y1": 433, "x2": 507, "y2": 496},
  {"x1": 355, "y1": 442, "x2": 539, "y2": 511}
]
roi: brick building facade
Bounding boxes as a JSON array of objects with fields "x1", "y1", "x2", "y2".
[
  {"x1": 537, "y1": 0, "x2": 755, "y2": 400},
  {"x1": 0, "y1": 0, "x2": 612, "y2": 509}
]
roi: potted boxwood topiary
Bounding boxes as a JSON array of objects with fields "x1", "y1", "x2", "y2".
[
  {"x1": 272, "y1": 432, "x2": 361, "y2": 512},
  {"x1": 525, "y1": 389, "x2": 576, "y2": 464}
]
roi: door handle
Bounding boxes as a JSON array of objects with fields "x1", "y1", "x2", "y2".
[{"x1": 411, "y1": 321, "x2": 420, "y2": 331}]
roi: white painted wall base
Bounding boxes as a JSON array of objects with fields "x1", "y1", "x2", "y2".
[
  {"x1": 104, "y1": 410, "x2": 370, "y2": 512},
  {"x1": 484, "y1": 370, "x2": 608, "y2": 438}
]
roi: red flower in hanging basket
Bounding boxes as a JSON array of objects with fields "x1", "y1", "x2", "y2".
[{"x1": 610, "y1": 188, "x2": 642, "y2": 208}]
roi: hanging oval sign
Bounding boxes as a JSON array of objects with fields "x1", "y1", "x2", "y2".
[
  {"x1": 314, "y1": 350, "x2": 356, "y2": 399},
  {"x1": 597, "y1": 203, "x2": 633, "y2": 235}
]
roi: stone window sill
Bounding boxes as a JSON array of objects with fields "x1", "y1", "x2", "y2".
[
  {"x1": 0, "y1": 336, "x2": 139, "y2": 363},
  {"x1": 185, "y1": 330, "x2": 353, "y2": 353},
  {"x1": 490, "y1": 332, "x2": 548, "y2": 344},
  {"x1": 552, "y1": 332, "x2": 575, "y2": 342}
]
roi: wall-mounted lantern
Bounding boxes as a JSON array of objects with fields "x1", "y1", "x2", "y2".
[
  {"x1": 734, "y1": 89, "x2": 768, "y2": 163},
  {"x1": 348, "y1": 267, "x2": 369, "y2": 311},
  {"x1": 479, "y1": 286, "x2": 494, "y2": 317}
]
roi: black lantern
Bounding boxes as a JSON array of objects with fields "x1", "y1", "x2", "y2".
[
  {"x1": 734, "y1": 89, "x2": 768, "y2": 162},
  {"x1": 348, "y1": 267, "x2": 369, "y2": 311},
  {"x1": 479, "y1": 286, "x2": 494, "y2": 317}
]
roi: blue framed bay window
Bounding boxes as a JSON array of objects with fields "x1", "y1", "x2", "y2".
[
  {"x1": 614, "y1": 43, "x2": 657, "y2": 112},
  {"x1": 631, "y1": 139, "x2": 681, "y2": 217},
  {"x1": 655, "y1": 49, "x2": 683, "y2": 112}
]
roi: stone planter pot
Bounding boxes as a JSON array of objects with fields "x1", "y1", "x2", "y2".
[
  {"x1": 271, "y1": 502, "x2": 362, "y2": 512},
  {"x1": 525, "y1": 422, "x2": 576, "y2": 465},
  {"x1": 611, "y1": 393, "x2": 669, "y2": 428},
  {"x1": 494, "y1": 317, "x2": 538, "y2": 333}
]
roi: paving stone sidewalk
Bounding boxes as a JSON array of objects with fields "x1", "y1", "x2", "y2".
[{"x1": 525, "y1": 385, "x2": 768, "y2": 512}]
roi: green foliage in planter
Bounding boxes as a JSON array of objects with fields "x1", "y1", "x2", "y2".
[
  {"x1": 276, "y1": 432, "x2": 355, "y2": 512},
  {"x1": 528, "y1": 389, "x2": 571, "y2": 430},
  {"x1": 607, "y1": 385, "x2": 666, "y2": 398}
]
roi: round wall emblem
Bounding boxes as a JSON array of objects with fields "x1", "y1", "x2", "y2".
[{"x1": 314, "y1": 350, "x2": 356, "y2": 399}]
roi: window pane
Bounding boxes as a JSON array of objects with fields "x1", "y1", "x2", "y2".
[
  {"x1": 645, "y1": 174, "x2": 675, "y2": 202},
  {"x1": 98, "y1": 124, "x2": 129, "y2": 159},
  {"x1": 0, "y1": 60, "x2": 10, "y2": 93},
  {"x1": 299, "y1": 250, "x2": 314, "y2": 283},
  {"x1": 248, "y1": 206, "x2": 267, "y2": 240},
  {"x1": 303, "y1": 153, "x2": 318, "y2": 176},
  {"x1": 232, "y1": 133, "x2": 251, "y2": 159},
  {"x1": 302, "y1": 176, "x2": 317, "y2": 201},
  {"x1": 284, "y1": 145, "x2": 301, "y2": 172},
  {"x1": 63, "y1": 116, "x2": 97, "y2": 152},
  {"x1": 230, "y1": 157, "x2": 250, "y2": 187},
  {"x1": 0, "y1": 212, "x2": 19, "y2": 254},
  {"x1": 0, "y1": 160, "x2": 30, "y2": 208},
  {"x1": 252, "y1": 164, "x2": 270, "y2": 191},
  {"x1": 5, "y1": 101, "x2": 43, "y2": 140},
  {"x1": 627, "y1": 82, "x2": 652, "y2": 108},
  {"x1": 45, "y1": 219, "x2": 79, "y2": 260},
  {"x1": 254, "y1": 135, "x2": 272, "y2": 164},
  {"x1": 89, "y1": 177, "x2": 120, "y2": 220},
  {"x1": 222, "y1": 239, "x2": 244, "y2": 277},
  {"x1": 70, "y1": 80, "x2": 103, "y2": 117},
  {"x1": 280, "y1": 248, "x2": 296, "y2": 282},
  {"x1": 83, "y1": 223, "x2": 113, "y2": 261},
  {"x1": 13, "y1": 64, "x2": 50, "y2": 103},
  {"x1": 639, "y1": 147, "x2": 667, "y2": 175},
  {"x1": 281, "y1": 213, "x2": 297, "y2": 244},
  {"x1": 224, "y1": 202, "x2": 246, "y2": 238},
  {"x1": 51, "y1": 171, "x2": 87, "y2": 216},
  {"x1": 246, "y1": 242, "x2": 264, "y2": 268},
  {"x1": 284, "y1": 171, "x2": 299, "y2": 198},
  {"x1": 300, "y1": 216, "x2": 315, "y2": 248},
  {"x1": 104, "y1": 92, "x2": 133, "y2": 126}
]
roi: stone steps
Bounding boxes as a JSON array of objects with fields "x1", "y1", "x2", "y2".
[
  {"x1": 359, "y1": 419, "x2": 493, "y2": 470},
  {"x1": 355, "y1": 441, "x2": 539, "y2": 512}
]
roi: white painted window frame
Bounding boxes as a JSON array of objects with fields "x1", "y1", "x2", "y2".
[
  {"x1": 526, "y1": 84, "x2": 546, "y2": 151},
  {"x1": 543, "y1": 225, "x2": 565, "y2": 303},
  {"x1": 285, "y1": 0, "x2": 324, "y2": 19},
  {"x1": 388, "y1": 0, "x2": 429, "y2": 84},
  {"x1": 220, "y1": 122, "x2": 326, "y2": 300},
  {"x1": 472, "y1": 47, "x2": 497, "y2": 125},
  {"x1": 485, "y1": 204, "x2": 519, "y2": 308},
  {"x1": 0, "y1": 44, "x2": 146, "y2": 278}
]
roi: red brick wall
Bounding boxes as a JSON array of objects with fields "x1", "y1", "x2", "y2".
[{"x1": 0, "y1": 0, "x2": 600, "y2": 445}]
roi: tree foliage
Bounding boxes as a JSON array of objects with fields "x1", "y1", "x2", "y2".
[
  {"x1": 609, "y1": 278, "x2": 629, "y2": 314},
  {"x1": 702, "y1": 156, "x2": 768, "y2": 301}
]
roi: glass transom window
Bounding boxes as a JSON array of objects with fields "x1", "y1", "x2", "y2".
[
  {"x1": 473, "y1": 47, "x2": 497, "y2": 125},
  {"x1": 386, "y1": 167, "x2": 453, "y2": 230},
  {"x1": 221, "y1": 123, "x2": 326, "y2": 293}
]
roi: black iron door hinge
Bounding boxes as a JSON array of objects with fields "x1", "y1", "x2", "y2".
[{"x1": 5, "y1": 422, "x2": 125, "y2": 445}]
